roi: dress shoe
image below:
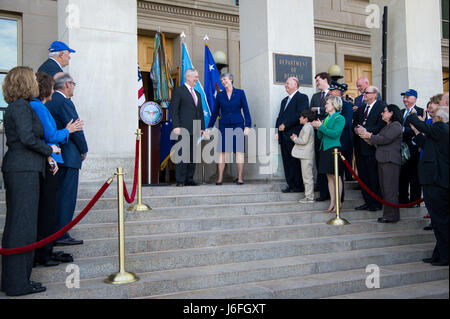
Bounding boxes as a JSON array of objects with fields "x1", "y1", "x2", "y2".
[
  {"x1": 54, "y1": 237, "x2": 83, "y2": 246},
  {"x1": 377, "y1": 217, "x2": 397, "y2": 223},
  {"x1": 216, "y1": 182, "x2": 223, "y2": 185},
  {"x1": 176, "y1": 183, "x2": 184, "y2": 187},
  {"x1": 236, "y1": 181, "x2": 244, "y2": 185},
  {"x1": 423, "y1": 224, "x2": 433, "y2": 231},
  {"x1": 30, "y1": 281, "x2": 42, "y2": 288},
  {"x1": 422, "y1": 257, "x2": 435, "y2": 264},
  {"x1": 431, "y1": 261, "x2": 449, "y2": 266},
  {"x1": 315, "y1": 197, "x2": 329, "y2": 202},
  {"x1": 281, "y1": 187, "x2": 292, "y2": 193},
  {"x1": 43, "y1": 260, "x2": 60, "y2": 267},
  {"x1": 185, "y1": 181, "x2": 199, "y2": 186},
  {"x1": 52, "y1": 251, "x2": 74, "y2": 263},
  {"x1": 355, "y1": 204, "x2": 368, "y2": 210},
  {"x1": 6, "y1": 285, "x2": 46, "y2": 297}
]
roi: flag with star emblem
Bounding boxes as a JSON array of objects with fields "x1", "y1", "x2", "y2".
[
  {"x1": 181, "y1": 42, "x2": 211, "y2": 126},
  {"x1": 204, "y1": 44, "x2": 224, "y2": 115}
]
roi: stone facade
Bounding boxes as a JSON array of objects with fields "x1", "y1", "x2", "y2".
[{"x1": 0, "y1": 0, "x2": 448, "y2": 182}]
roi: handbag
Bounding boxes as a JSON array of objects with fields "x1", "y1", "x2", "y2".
[{"x1": 401, "y1": 142, "x2": 410, "y2": 165}]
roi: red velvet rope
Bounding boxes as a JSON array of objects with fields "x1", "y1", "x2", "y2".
[
  {"x1": 123, "y1": 139, "x2": 139, "y2": 204},
  {"x1": 340, "y1": 156, "x2": 424, "y2": 208},
  {"x1": 0, "y1": 180, "x2": 112, "y2": 256}
]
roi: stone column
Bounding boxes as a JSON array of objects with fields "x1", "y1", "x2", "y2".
[
  {"x1": 370, "y1": 0, "x2": 443, "y2": 108},
  {"x1": 240, "y1": 0, "x2": 316, "y2": 180},
  {"x1": 57, "y1": 0, "x2": 138, "y2": 181}
]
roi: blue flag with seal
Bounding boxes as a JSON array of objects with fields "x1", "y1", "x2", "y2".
[
  {"x1": 181, "y1": 42, "x2": 211, "y2": 126},
  {"x1": 204, "y1": 44, "x2": 224, "y2": 115}
]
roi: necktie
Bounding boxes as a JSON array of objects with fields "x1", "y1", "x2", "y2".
[
  {"x1": 284, "y1": 96, "x2": 291, "y2": 112},
  {"x1": 190, "y1": 87, "x2": 197, "y2": 106},
  {"x1": 363, "y1": 104, "x2": 370, "y2": 125},
  {"x1": 403, "y1": 108, "x2": 411, "y2": 123},
  {"x1": 403, "y1": 108, "x2": 411, "y2": 131},
  {"x1": 358, "y1": 95, "x2": 364, "y2": 107},
  {"x1": 319, "y1": 91, "x2": 325, "y2": 106}
]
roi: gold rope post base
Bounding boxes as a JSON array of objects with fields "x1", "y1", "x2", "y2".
[
  {"x1": 128, "y1": 128, "x2": 151, "y2": 212},
  {"x1": 327, "y1": 149, "x2": 350, "y2": 226},
  {"x1": 105, "y1": 167, "x2": 139, "y2": 285}
]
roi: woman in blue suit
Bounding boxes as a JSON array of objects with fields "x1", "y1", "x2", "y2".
[
  {"x1": 207, "y1": 73, "x2": 252, "y2": 185},
  {"x1": 30, "y1": 72, "x2": 83, "y2": 267}
]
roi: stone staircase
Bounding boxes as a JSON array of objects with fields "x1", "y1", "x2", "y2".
[{"x1": 0, "y1": 181, "x2": 448, "y2": 299}]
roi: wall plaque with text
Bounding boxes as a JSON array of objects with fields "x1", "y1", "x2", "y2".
[{"x1": 273, "y1": 53, "x2": 313, "y2": 87}]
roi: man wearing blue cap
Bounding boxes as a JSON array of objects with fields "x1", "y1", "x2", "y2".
[
  {"x1": 399, "y1": 89, "x2": 423, "y2": 206},
  {"x1": 38, "y1": 41, "x2": 76, "y2": 78}
]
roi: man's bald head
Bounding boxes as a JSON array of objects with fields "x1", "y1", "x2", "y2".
[{"x1": 356, "y1": 77, "x2": 370, "y2": 94}]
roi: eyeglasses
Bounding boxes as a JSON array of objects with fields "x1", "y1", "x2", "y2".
[
  {"x1": 363, "y1": 91, "x2": 376, "y2": 95},
  {"x1": 68, "y1": 81, "x2": 76, "y2": 87}
]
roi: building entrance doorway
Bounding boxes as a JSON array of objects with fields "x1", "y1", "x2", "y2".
[
  {"x1": 345, "y1": 59, "x2": 373, "y2": 100},
  {"x1": 138, "y1": 34, "x2": 178, "y2": 184}
]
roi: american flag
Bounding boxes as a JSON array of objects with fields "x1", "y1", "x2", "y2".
[{"x1": 138, "y1": 64, "x2": 145, "y2": 107}]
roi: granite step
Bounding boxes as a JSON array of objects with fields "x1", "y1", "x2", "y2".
[
  {"x1": 0, "y1": 180, "x2": 361, "y2": 198},
  {"x1": 146, "y1": 262, "x2": 448, "y2": 299},
  {"x1": 34, "y1": 215, "x2": 428, "y2": 246},
  {"x1": 0, "y1": 190, "x2": 367, "y2": 214},
  {"x1": 2, "y1": 244, "x2": 438, "y2": 299},
  {"x1": 28, "y1": 230, "x2": 435, "y2": 282},
  {"x1": 324, "y1": 280, "x2": 449, "y2": 299}
]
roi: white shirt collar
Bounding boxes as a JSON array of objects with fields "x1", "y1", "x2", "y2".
[
  {"x1": 49, "y1": 57, "x2": 63, "y2": 70},
  {"x1": 288, "y1": 90, "x2": 297, "y2": 99},
  {"x1": 185, "y1": 83, "x2": 194, "y2": 91},
  {"x1": 56, "y1": 90, "x2": 67, "y2": 99}
]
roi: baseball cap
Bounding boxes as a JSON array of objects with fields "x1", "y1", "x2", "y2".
[
  {"x1": 49, "y1": 41, "x2": 76, "y2": 53},
  {"x1": 400, "y1": 89, "x2": 418, "y2": 98}
]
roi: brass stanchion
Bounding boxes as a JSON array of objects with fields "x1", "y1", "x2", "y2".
[
  {"x1": 327, "y1": 149, "x2": 350, "y2": 226},
  {"x1": 105, "y1": 167, "x2": 139, "y2": 284},
  {"x1": 128, "y1": 129, "x2": 151, "y2": 211}
]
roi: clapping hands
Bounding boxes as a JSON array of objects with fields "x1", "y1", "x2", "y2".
[{"x1": 311, "y1": 119, "x2": 322, "y2": 129}]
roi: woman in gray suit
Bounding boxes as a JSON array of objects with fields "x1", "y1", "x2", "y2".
[
  {"x1": 358, "y1": 104, "x2": 403, "y2": 223},
  {"x1": 1, "y1": 67, "x2": 60, "y2": 296}
]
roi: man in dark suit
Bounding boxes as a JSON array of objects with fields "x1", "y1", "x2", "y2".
[
  {"x1": 275, "y1": 77, "x2": 309, "y2": 193},
  {"x1": 399, "y1": 89, "x2": 423, "y2": 205},
  {"x1": 328, "y1": 81, "x2": 353, "y2": 201},
  {"x1": 38, "y1": 41, "x2": 75, "y2": 78},
  {"x1": 353, "y1": 77, "x2": 382, "y2": 114},
  {"x1": 310, "y1": 72, "x2": 331, "y2": 200},
  {"x1": 170, "y1": 68, "x2": 205, "y2": 186},
  {"x1": 353, "y1": 86, "x2": 386, "y2": 211},
  {"x1": 46, "y1": 73, "x2": 88, "y2": 246},
  {"x1": 409, "y1": 108, "x2": 449, "y2": 266}
]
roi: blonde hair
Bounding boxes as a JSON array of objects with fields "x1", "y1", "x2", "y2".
[
  {"x1": 2, "y1": 66, "x2": 39, "y2": 104},
  {"x1": 326, "y1": 95, "x2": 342, "y2": 112}
]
